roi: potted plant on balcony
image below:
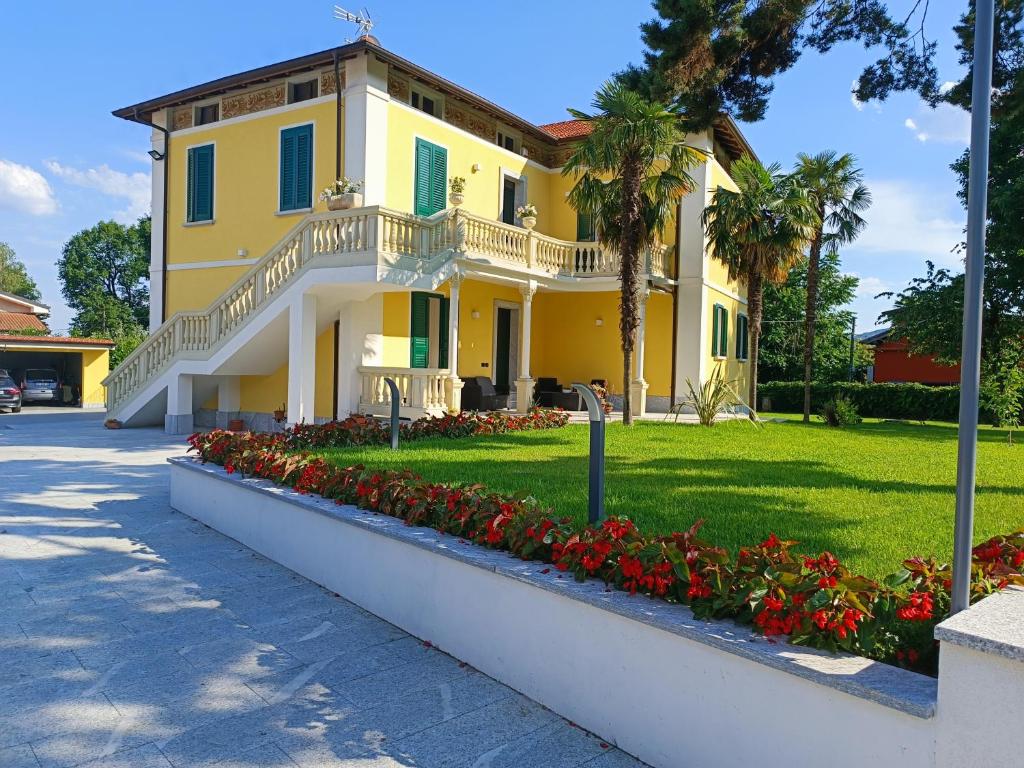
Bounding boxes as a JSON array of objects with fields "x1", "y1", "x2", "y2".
[
  {"x1": 516, "y1": 203, "x2": 538, "y2": 230},
  {"x1": 449, "y1": 176, "x2": 466, "y2": 206},
  {"x1": 320, "y1": 177, "x2": 364, "y2": 210},
  {"x1": 273, "y1": 402, "x2": 287, "y2": 423}
]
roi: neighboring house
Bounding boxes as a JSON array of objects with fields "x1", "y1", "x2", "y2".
[
  {"x1": 106, "y1": 36, "x2": 754, "y2": 433},
  {"x1": 859, "y1": 327, "x2": 961, "y2": 385},
  {"x1": 0, "y1": 291, "x2": 113, "y2": 408}
]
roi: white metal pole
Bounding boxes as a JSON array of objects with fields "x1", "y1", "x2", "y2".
[{"x1": 951, "y1": 0, "x2": 995, "y2": 615}]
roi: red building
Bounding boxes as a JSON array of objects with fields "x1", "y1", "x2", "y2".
[{"x1": 861, "y1": 328, "x2": 961, "y2": 385}]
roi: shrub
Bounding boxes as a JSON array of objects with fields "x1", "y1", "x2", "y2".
[
  {"x1": 187, "y1": 429, "x2": 1024, "y2": 676},
  {"x1": 679, "y1": 369, "x2": 745, "y2": 426},
  {"x1": 819, "y1": 394, "x2": 862, "y2": 428},
  {"x1": 760, "y1": 381, "x2": 962, "y2": 422},
  {"x1": 274, "y1": 408, "x2": 570, "y2": 451}
]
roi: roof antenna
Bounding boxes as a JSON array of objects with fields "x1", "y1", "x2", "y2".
[{"x1": 333, "y1": 6, "x2": 375, "y2": 42}]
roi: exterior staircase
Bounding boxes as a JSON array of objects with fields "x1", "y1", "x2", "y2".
[{"x1": 103, "y1": 206, "x2": 674, "y2": 426}]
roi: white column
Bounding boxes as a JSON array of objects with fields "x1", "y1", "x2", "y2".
[
  {"x1": 149, "y1": 111, "x2": 168, "y2": 333},
  {"x1": 164, "y1": 373, "x2": 193, "y2": 434},
  {"x1": 343, "y1": 52, "x2": 389, "y2": 205},
  {"x1": 444, "y1": 274, "x2": 464, "y2": 412},
  {"x1": 674, "y1": 129, "x2": 715, "y2": 401},
  {"x1": 215, "y1": 375, "x2": 241, "y2": 429},
  {"x1": 630, "y1": 288, "x2": 650, "y2": 418},
  {"x1": 515, "y1": 282, "x2": 537, "y2": 413},
  {"x1": 287, "y1": 293, "x2": 317, "y2": 426}
]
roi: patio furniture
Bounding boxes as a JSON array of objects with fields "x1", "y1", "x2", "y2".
[
  {"x1": 534, "y1": 377, "x2": 583, "y2": 410},
  {"x1": 461, "y1": 376, "x2": 509, "y2": 411}
]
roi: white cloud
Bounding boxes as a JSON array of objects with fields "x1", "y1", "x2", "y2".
[
  {"x1": 44, "y1": 161, "x2": 150, "y2": 223},
  {"x1": 852, "y1": 275, "x2": 892, "y2": 299},
  {"x1": 850, "y1": 80, "x2": 882, "y2": 113},
  {"x1": 902, "y1": 103, "x2": 970, "y2": 144},
  {"x1": 0, "y1": 159, "x2": 58, "y2": 215},
  {"x1": 847, "y1": 179, "x2": 965, "y2": 268}
]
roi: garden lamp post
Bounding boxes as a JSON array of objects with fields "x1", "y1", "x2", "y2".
[
  {"x1": 573, "y1": 383, "x2": 606, "y2": 524},
  {"x1": 384, "y1": 377, "x2": 400, "y2": 450},
  {"x1": 951, "y1": 0, "x2": 995, "y2": 615}
]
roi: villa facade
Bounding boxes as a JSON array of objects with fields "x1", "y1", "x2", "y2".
[{"x1": 106, "y1": 37, "x2": 753, "y2": 432}]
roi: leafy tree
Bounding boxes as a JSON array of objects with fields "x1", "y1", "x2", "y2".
[
  {"x1": 0, "y1": 242, "x2": 42, "y2": 301},
  {"x1": 57, "y1": 218, "x2": 150, "y2": 365},
  {"x1": 618, "y1": 1, "x2": 939, "y2": 130},
  {"x1": 792, "y1": 152, "x2": 870, "y2": 421},
  {"x1": 563, "y1": 82, "x2": 702, "y2": 424},
  {"x1": 759, "y1": 252, "x2": 869, "y2": 383},
  {"x1": 883, "y1": 3, "x2": 1024, "y2": 369},
  {"x1": 702, "y1": 156, "x2": 817, "y2": 408}
]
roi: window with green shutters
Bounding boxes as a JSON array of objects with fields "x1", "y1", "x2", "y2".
[
  {"x1": 576, "y1": 211, "x2": 596, "y2": 242},
  {"x1": 414, "y1": 138, "x2": 447, "y2": 216},
  {"x1": 279, "y1": 124, "x2": 313, "y2": 212},
  {"x1": 409, "y1": 292, "x2": 450, "y2": 369},
  {"x1": 736, "y1": 314, "x2": 749, "y2": 360},
  {"x1": 712, "y1": 304, "x2": 729, "y2": 358},
  {"x1": 186, "y1": 144, "x2": 214, "y2": 223}
]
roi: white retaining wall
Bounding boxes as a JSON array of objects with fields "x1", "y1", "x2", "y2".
[{"x1": 170, "y1": 458, "x2": 1023, "y2": 768}]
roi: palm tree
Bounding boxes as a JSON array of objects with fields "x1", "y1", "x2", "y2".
[
  {"x1": 703, "y1": 156, "x2": 817, "y2": 410},
  {"x1": 793, "y1": 152, "x2": 870, "y2": 422},
  {"x1": 563, "y1": 82, "x2": 703, "y2": 424}
]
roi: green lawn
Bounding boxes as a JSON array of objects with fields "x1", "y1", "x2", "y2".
[{"x1": 319, "y1": 416, "x2": 1024, "y2": 578}]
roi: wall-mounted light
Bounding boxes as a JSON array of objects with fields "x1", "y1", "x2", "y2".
[
  {"x1": 237, "y1": 248, "x2": 248, "y2": 258},
  {"x1": 471, "y1": 163, "x2": 481, "y2": 174},
  {"x1": 595, "y1": 318, "x2": 604, "y2": 327},
  {"x1": 471, "y1": 309, "x2": 481, "y2": 320},
  {"x1": 148, "y1": 149, "x2": 165, "y2": 161}
]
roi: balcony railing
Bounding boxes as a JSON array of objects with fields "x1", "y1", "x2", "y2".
[{"x1": 358, "y1": 366, "x2": 450, "y2": 418}]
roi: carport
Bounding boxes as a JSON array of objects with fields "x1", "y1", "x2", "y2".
[{"x1": 0, "y1": 335, "x2": 114, "y2": 408}]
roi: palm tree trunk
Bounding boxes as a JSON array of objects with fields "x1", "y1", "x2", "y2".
[
  {"x1": 802, "y1": 223, "x2": 824, "y2": 422},
  {"x1": 747, "y1": 270, "x2": 764, "y2": 413},
  {"x1": 619, "y1": 154, "x2": 644, "y2": 426}
]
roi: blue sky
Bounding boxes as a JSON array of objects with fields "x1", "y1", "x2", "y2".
[{"x1": 0, "y1": 1, "x2": 969, "y2": 332}]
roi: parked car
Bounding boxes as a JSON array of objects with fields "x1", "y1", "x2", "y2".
[
  {"x1": 15, "y1": 368, "x2": 61, "y2": 404},
  {"x1": 0, "y1": 374, "x2": 22, "y2": 413}
]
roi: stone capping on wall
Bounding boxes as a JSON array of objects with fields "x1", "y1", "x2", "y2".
[
  {"x1": 935, "y1": 586, "x2": 1024, "y2": 662},
  {"x1": 170, "y1": 455, "x2": 938, "y2": 719}
]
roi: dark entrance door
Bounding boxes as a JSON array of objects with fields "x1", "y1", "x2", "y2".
[{"x1": 495, "y1": 307, "x2": 512, "y2": 393}]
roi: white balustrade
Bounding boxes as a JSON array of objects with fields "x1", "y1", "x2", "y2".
[{"x1": 358, "y1": 366, "x2": 451, "y2": 418}]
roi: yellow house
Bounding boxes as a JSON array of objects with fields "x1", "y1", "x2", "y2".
[{"x1": 105, "y1": 36, "x2": 753, "y2": 433}]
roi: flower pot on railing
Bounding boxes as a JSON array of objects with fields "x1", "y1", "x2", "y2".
[
  {"x1": 521, "y1": 216, "x2": 537, "y2": 230},
  {"x1": 449, "y1": 192, "x2": 465, "y2": 207},
  {"x1": 327, "y1": 192, "x2": 363, "y2": 211}
]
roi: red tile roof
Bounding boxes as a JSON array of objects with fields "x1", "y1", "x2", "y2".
[
  {"x1": 539, "y1": 119, "x2": 593, "y2": 140},
  {"x1": 0, "y1": 311, "x2": 47, "y2": 332},
  {"x1": 0, "y1": 334, "x2": 115, "y2": 347}
]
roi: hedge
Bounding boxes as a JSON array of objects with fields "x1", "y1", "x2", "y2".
[{"x1": 759, "y1": 382, "x2": 964, "y2": 422}]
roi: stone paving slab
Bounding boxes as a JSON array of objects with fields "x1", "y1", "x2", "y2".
[{"x1": 0, "y1": 411, "x2": 646, "y2": 767}]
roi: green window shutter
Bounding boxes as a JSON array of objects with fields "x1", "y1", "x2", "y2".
[
  {"x1": 430, "y1": 144, "x2": 447, "y2": 214},
  {"x1": 576, "y1": 212, "x2": 595, "y2": 241},
  {"x1": 712, "y1": 305, "x2": 721, "y2": 357},
  {"x1": 438, "y1": 297, "x2": 450, "y2": 370},
  {"x1": 720, "y1": 309, "x2": 729, "y2": 358},
  {"x1": 737, "y1": 315, "x2": 748, "y2": 360},
  {"x1": 280, "y1": 125, "x2": 312, "y2": 211},
  {"x1": 414, "y1": 138, "x2": 447, "y2": 216},
  {"x1": 410, "y1": 292, "x2": 429, "y2": 368},
  {"x1": 187, "y1": 145, "x2": 214, "y2": 222}
]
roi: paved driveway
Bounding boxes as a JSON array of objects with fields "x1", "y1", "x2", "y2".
[{"x1": 0, "y1": 411, "x2": 644, "y2": 768}]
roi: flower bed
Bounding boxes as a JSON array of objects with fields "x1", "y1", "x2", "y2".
[
  {"x1": 283, "y1": 408, "x2": 569, "y2": 450},
  {"x1": 187, "y1": 428, "x2": 1024, "y2": 675}
]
